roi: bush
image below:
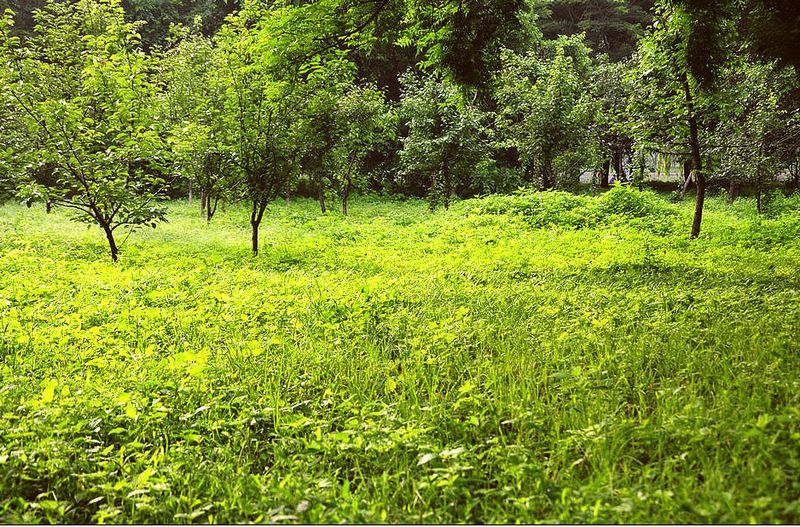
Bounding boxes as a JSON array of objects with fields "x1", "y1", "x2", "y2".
[
  {"x1": 459, "y1": 185, "x2": 680, "y2": 233},
  {"x1": 762, "y1": 191, "x2": 800, "y2": 218},
  {"x1": 459, "y1": 188, "x2": 594, "y2": 228},
  {"x1": 594, "y1": 184, "x2": 675, "y2": 219}
]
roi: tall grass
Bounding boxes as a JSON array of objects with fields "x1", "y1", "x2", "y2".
[{"x1": 1, "y1": 189, "x2": 799, "y2": 523}]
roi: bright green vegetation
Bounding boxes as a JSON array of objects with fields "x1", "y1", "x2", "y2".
[{"x1": 1, "y1": 189, "x2": 800, "y2": 523}]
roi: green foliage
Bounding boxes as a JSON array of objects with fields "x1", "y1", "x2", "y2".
[
  {"x1": 712, "y1": 61, "x2": 797, "y2": 202},
  {"x1": 0, "y1": 0, "x2": 169, "y2": 261},
  {"x1": 459, "y1": 188, "x2": 593, "y2": 227},
  {"x1": 120, "y1": 0, "x2": 238, "y2": 49},
  {"x1": 398, "y1": 73, "x2": 490, "y2": 210},
  {"x1": 666, "y1": 0, "x2": 800, "y2": 85},
  {"x1": 461, "y1": 184, "x2": 676, "y2": 231},
  {"x1": 595, "y1": 183, "x2": 674, "y2": 218},
  {"x1": 160, "y1": 29, "x2": 239, "y2": 219},
  {"x1": 495, "y1": 35, "x2": 599, "y2": 189},
  {"x1": 401, "y1": 0, "x2": 539, "y2": 88},
  {"x1": 1, "y1": 194, "x2": 800, "y2": 523},
  {"x1": 538, "y1": 0, "x2": 654, "y2": 61},
  {"x1": 328, "y1": 83, "x2": 395, "y2": 212}
]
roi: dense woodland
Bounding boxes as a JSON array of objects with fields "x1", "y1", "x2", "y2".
[{"x1": 2, "y1": 0, "x2": 800, "y2": 524}]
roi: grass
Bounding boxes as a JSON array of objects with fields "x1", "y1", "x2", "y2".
[{"x1": 0, "y1": 188, "x2": 799, "y2": 523}]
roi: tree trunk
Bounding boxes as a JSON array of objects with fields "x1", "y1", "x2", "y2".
[
  {"x1": 756, "y1": 180, "x2": 763, "y2": 214},
  {"x1": 188, "y1": 179, "x2": 193, "y2": 204},
  {"x1": 318, "y1": 182, "x2": 327, "y2": 214},
  {"x1": 613, "y1": 150, "x2": 625, "y2": 182},
  {"x1": 679, "y1": 160, "x2": 693, "y2": 200},
  {"x1": 691, "y1": 172, "x2": 706, "y2": 238},
  {"x1": 45, "y1": 200, "x2": 52, "y2": 213},
  {"x1": 727, "y1": 180, "x2": 739, "y2": 205},
  {"x1": 208, "y1": 194, "x2": 219, "y2": 222},
  {"x1": 429, "y1": 172, "x2": 438, "y2": 212},
  {"x1": 794, "y1": 162, "x2": 800, "y2": 192},
  {"x1": 200, "y1": 190, "x2": 208, "y2": 215},
  {"x1": 682, "y1": 74, "x2": 705, "y2": 239},
  {"x1": 101, "y1": 223, "x2": 119, "y2": 262},
  {"x1": 251, "y1": 220, "x2": 259, "y2": 256},
  {"x1": 342, "y1": 177, "x2": 352, "y2": 216},
  {"x1": 250, "y1": 198, "x2": 267, "y2": 256},
  {"x1": 542, "y1": 156, "x2": 555, "y2": 189},
  {"x1": 600, "y1": 159, "x2": 610, "y2": 188},
  {"x1": 443, "y1": 165, "x2": 451, "y2": 210},
  {"x1": 284, "y1": 181, "x2": 290, "y2": 205}
]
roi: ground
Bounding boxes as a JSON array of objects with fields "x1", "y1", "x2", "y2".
[{"x1": 0, "y1": 189, "x2": 798, "y2": 523}]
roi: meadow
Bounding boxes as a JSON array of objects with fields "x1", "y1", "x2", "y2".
[{"x1": 0, "y1": 187, "x2": 799, "y2": 523}]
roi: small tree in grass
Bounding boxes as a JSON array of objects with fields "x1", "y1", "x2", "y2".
[
  {"x1": 297, "y1": 72, "x2": 393, "y2": 216},
  {"x1": 399, "y1": 73, "x2": 489, "y2": 211},
  {"x1": 159, "y1": 27, "x2": 238, "y2": 221},
  {"x1": 712, "y1": 61, "x2": 796, "y2": 210},
  {"x1": 215, "y1": 11, "x2": 301, "y2": 256},
  {"x1": 626, "y1": 1, "x2": 732, "y2": 238},
  {"x1": 294, "y1": 58, "x2": 353, "y2": 214},
  {"x1": 494, "y1": 36, "x2": 598, "y2": 190},
  {"x1": 331, "y1": 83, "x2": 394, "y2": 216},
  {"x1": 0, "y1": 0, "x2": 168, "y2": 261}
]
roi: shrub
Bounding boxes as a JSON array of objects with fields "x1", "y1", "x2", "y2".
[
  {"x1": 459, "y1": 188, "x2": 594, "y2": 228},
  {"x1": 594, "y1": 184, "x2": 675, "y2": 219}
]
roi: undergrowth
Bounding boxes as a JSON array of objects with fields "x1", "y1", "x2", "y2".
[{"x1": 0, "y1": 190, "x2": 798, "y2": 523}]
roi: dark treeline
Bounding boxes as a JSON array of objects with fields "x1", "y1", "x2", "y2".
[{"x1": 1, "y1": 0, "x2": 799, "y2": 259}]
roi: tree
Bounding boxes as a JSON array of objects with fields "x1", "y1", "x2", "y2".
[
  {"x1": 214, "y1": 8, "x2": 303, "y2": 255},
  {"x1": 159, "y1": 28, "x2": 239, "y2": 222},
  {"x1": 538, "y1": 0, "x2": 654, "y2": 61},
  {"x1": 592, "y1": 58, "x2": 636, "y2": 187},
  {"x1": 120, "y1": 0, "x2": 240, "y2": 50},
  {"x1": 331, "y1": 83, "x2": 394, "y2": 215},
  {"x1": 399, "y1": 73, "x2": 489, "y2": 210},
  {"x1": 294, "y1": 58, "x2": 354, "y2": 214},
  {"x1": 495, "y1": 35, "x2": 599, "y2": 189},
  {"x1": 626, "y1": 1, "x2": 729, "y2": 237},
  {"x1": 0, "y1": 0, "x2": 168, "y2": 261},
  {"x1": 712, "y1": 61, "x2": 798, "y2": 210},
  {"x1": 666, "y1": 0, "x2": 800, "y2": 86},
  {"x1": 401, "y1": 0, "x2": 539, "y2": 91}
]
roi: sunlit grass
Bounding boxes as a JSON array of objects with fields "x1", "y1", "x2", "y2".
[{"x1": 1, "y1": 190, "x2": 799, "y2": 523}]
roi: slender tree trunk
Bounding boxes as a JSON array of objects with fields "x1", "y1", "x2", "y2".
[
  {"x1": 251, "y1": 220, "x2": 259, "y2": 256},
  {"x1": 200, "y1": 190, "x2": 208, "y2": 215},
  {"x1": 342, "y1": 176, "x2": 352, "y2": 216},
  {"x1": 756, "y1": 180, "x2": 763, "y2": 214},
  {"x1": 793, "y1": 162, "x2": 800, "y2": 192},
  {"x1": 188, "y1": 179, "x2": 193, "y2": 204},
  {"x1": 284, "y1": 181, "x2": 290, "y2": 205},
  {"x1": 443, "y1": 165, "x2": 451, "y2": 210},
  {"x1": 429, "y1": 171, "x2": 438, "y2": 212},
  {"x1": 542, "y1": 156, "x2": 554, "y2": 189},
  {"x1": 101, "y1": 222, "x2": 119, "y2": 262},
  {"x1": 613, "y1": 150, "x2": 625, "y2": 182},
  {"x1": 727, "y1": 180, "x2": 739, "y2": 205},
  {"x1": 208, "y1": 194, "x2": 219, "y2": 222},
  {"x1": 682, "y1": 74, "x2": 705, "y2": 239},
  {"x1": 679, "y1": 160, "x2": 693, "y2": 200},
  {"x1": 691, "y1": 171, "x2": 706, "y2": 238},
  {"x1": 250, "y1": 198, "x2": 267, "y2": 256},
  {"x1": 45, "y1": 200, "x2": 52, "y2": 213},
  {"x1": 600, "y1": 159, "x2": 610, "y2": 188},
  {"x1": 318, "y1": 181, "x2": 327, "y2": 214}
]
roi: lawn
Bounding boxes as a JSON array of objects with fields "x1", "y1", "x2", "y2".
[{"x1": 1, "y1": 188, "x2": 799, "y2": 523}]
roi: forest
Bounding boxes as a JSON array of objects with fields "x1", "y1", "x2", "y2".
[{"x1": 0, "y1": 0, "x2": 799, "y2": 523}]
